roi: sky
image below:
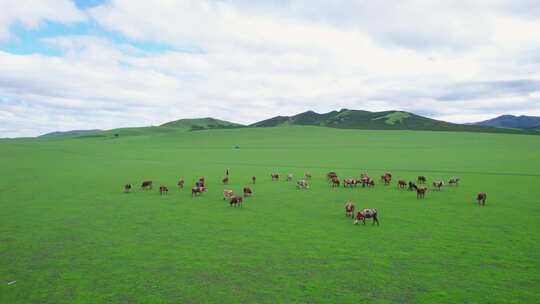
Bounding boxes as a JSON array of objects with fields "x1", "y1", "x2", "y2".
[{"x1": 1, "y1": 0, "x2": 540, "y2": 137}]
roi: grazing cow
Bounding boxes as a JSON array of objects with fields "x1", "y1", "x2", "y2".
[
  {"x1": 287, "y1": 174, "x2": 293, "y2": 181},
  {"x1": 159, "y1": 185, "x2": 169, "y2": 195},
  {"x1": 417, "y1": 176, "x2": 427, "y2": 184},
  {"x1": 477, "y1": 192, "x2": 487, "y2": 205},
  {"x1": 230, "y1": 195, "x2": 243, "y2": 207},
  {"x1": 222, "y1": 176, "x2": 229, "y2": 184},
  {"x1": 243, "y1": 187, "x2": 252, "y2": 197},
  {"x1": 124, "y1": 184, "x2": 132, "y2": 193},
  {"x1": 354, "y1": 209, "x2": 379, "y2": 225},
  {"x1": 296, "y1": 179, "x2": 309, "y2": 189},
  {"x1": 191, "y1": 186, "x2": 206, "y2": 196},
  {"x1": 345, "y1": 202, "x2": 355, "y2": 218},
  {"x1": 141, "y1": 180, "x2": 153, "y2": 190},
  {"x1": 327, "y1": 172, "x2": 337, "y2": 180},
  {"x1": 398, "y1": 180, "x2": 407, "y2": 189},
  {"x1": 252, "y1": 176, "x2": 257, "y2": 184},
  {"x1": 305, "y1": 173, "x2": 312, "y2": 180},
  {"x1": 271, "y1": 173, "x2": 280, "y2": 181},
  {"x1": 432, "y1": 181, "x2": 444, "y2": 191},
  {"x1": 416, "y1": 187, "x2": 427, "y2": 199},
  {"x1": 177, "y1": 179, "x2": 185, "y2": 189},
  {"x1": 448, "y1": 177, "x2": 460, "y2": 186},
  {"x1": 381, "y1": 175, "x2": 391, "y2": 185},
  {"x1": 223, "y1": 189, "x2": 234, "y2": 200},
  {"x1": 408, "y1": 181, "x2": 417, "y2": 191},
  {"x1": 331, "y1": 177, "x2": 340, "y2": 187}
]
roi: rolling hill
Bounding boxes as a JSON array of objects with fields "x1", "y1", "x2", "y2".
[
  {"x1": 160, "y1": 117, "x2": 243, "y2": 130},
  {"x1": 39, "y1": 129, "x2": 101, "y2": 138},
  {"x1": 473, "y1": 114, "x2": 540, "y2": 129},
  {"x1": 250, "y1": 109, "x2": 537, "y2": 134}
]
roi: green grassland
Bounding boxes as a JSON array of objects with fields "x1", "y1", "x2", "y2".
[{"x1": 1, "y1": 126, "x2": 539, "y2": 303}]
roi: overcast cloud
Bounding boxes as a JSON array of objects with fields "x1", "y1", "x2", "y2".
[{"x1": 1, "y1": 0, "x2": 540, "y2": 137}]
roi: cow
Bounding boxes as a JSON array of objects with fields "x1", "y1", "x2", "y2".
[
  {"x1": 124, "y1": 184, "x2": 132, "y2": 193},
  {"x1": 327, "y1": 172, "x2": 337, "y2": 180},
  {"x1": 305, "y1": 173, "x2": 312, "y2": 180},
  {"x1": 477, "y1": 192, "x2": 487, "y2": 205},
  {"x1": 271, "y1": 173, "x2": 279, "y2": 181},
  {"x1": 287, "y1": 174, "x2": 293, "y2": 181},
  {"x1": 177, "y1": 179, "x2": 185, "y2": 189},
  {"x1": 196, "y1": 177, "x2": 205, "y2": 188},
  {"x1": 343, "y1": 178, "x2": 355, "y2": 187},
  {"x1": 252, "y1": 176, "x2": 257, "y2": 184},
  {"x1": 417, "y1": 176, "x2": 427, "y2": 184},
  {"x1": 331, "y1": 177, "x2": 340, "y2": 187},
  {"x1": 361, "y1": 176, "x2": 371, "y2": 187},
  {"x1": 230, "y1": 195, "x2": 243, "y2": 207},
  {"x1": 243, "y1": 187, "x2": 252, "y2": 197},
  {"x1": 448, "y1": 177, "x2": 460, "y2": 186},
  {"x1": 222, "y1": 176, "x2": 229, "y2": 184},
  {"x1": 191, "y1": 186, "x2": 206, "y2": 196},
  {"x1": 408, "y1": 181, "x2": 417, "y2": 191},
  {"x1": 345, "y1": 202, "x2": 355, "y2": 218},
  {"x1": 381, "y1": 175, "x2": 391, "y2": 185},
  {"x1": 141, "y1": 180, "x2": 153, "y2": 190},
  {"x1": 159, "y1": 185, "x2": 169, "y2": 195},
  {"x1": 354, "y1": 209, "x2": 379, "y2": 225},
  {"x1": 432, "y1": 181, "x2": 444, "y2": 191},
  {"x1": 296, "y1": 179, "x2": 309, "y2": 189},
  {"x1": 367, "y1": 180, "x2": 375, "y2": 188},
  {"x1": 223, "y1": 189, "x2": 234, "y2": 200},
  {"x1": 416, "y1": 187, "x2": 427, "y2": 199},
  {"x1": 398, "y1": 179, "x2": 407, "y2": 189}
]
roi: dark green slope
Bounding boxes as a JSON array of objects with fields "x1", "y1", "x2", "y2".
[{"x1": 250, "y1": 109, "x2": 538, "y2": 134}]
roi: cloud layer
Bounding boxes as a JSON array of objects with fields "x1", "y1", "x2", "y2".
[{"x1": 1, "y1": 0, "x2": 540, "y2": 137}]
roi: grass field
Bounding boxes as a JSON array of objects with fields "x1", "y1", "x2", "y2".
[{"x1": 1, "y1": 126, "x2": 539, "y2": 303}]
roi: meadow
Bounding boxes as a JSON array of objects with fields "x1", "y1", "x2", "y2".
[{"x1": 1, "y1": 126, "x2": 539, "y2": 303}]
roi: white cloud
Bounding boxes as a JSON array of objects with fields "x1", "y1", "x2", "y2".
[{"x1": 0, "y1": 0, "x2": 540, "y2": 137}]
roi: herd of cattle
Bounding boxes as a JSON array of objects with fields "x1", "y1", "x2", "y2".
[{"x1": 123, "y1": 171, "x2": 488, "y2": 225}]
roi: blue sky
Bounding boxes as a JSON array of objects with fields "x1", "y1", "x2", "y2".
[{"x1": 1, "y1": 0, "x2": 540, "y2": 137}]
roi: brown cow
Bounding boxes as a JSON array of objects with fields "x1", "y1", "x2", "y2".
[
  {"x1": 243, "y1": 187, "x2": 252, "y2": 197},
  {"x1": 271, "y1": 173, "x2": 279, "y2": 181},
  {"x1": 343, "y1": 178, "x2": 355, "y2": 187},
  {"x1": 124, "y1": 184, "x2": 132, "y2": 193},
  {"x1": 477, "y1": 192, "x2": 487, "y2": 205},
  {"x1": 296, "y1": 179, "x2": 309, "y2": 189},
  {"x1": 408, "y1": 181, "x2": 417, "y2": 191},
  {"x1": 398, "y1": 179, "x2": 407, "y2": 189},
  {"x1": 252, "y1": 176, "x2": 257, "y2": 184},
  {"x1": 381, "y1": 175, "x2": 391, "y2": 185},
  {"x1": 191, "y1": 186, "x2": 206, "y2": 196},
  {"x1": 417, "y1": 176, "x2": 427, "y2": 184},
  {"x1": 222, "y1": 176, "x2": 229, "y2": 184},
  {"x1": 327, "y1": 172, "x2": 337, "y2": 180},
  {"x1": 141, "y1": 180, "x2": 153, "y2": 190},
  {"x1": 367, "y1": 180, "x2": 375, "y2": 188},
  {"x1": 448, "y1": 177, "x2": 460, "y2": 186},
  {"x1": 345, "y1": 202, "x2": 355, "y2": 218},
  {"x1": 331, "y1": 177, "x2": 340, "y2": 187},
  {"x1": 432, "y1": 181, "x2": 444, "y2": 191},
  {"x1": 159, "y1": 185, "x2": 169, "y2": 195},
  {"x1": 416, "y1": 187, "x2": 427, "y2": 199},
  {"x1": 177, "y1": 179, "x2": 185, "y2": 189},
  {"x1": 223, "y1": 189, "x2": 234, "y2": 200},
  {"x1": 354, "y1": 209, "x2": 379, "y2": 225},
  {"x1": 230, "y1": 195, "x2": 243, "y2": 207}
]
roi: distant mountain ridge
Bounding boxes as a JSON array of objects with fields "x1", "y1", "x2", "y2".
[
  {"x1": 473, "y1": 115, "x2": 540, "y2": 129},
  {"x1": 39, "y1": 129, "x2": 101, "y2": 138},
  {"x1": 249, "y1": 109, "x2": 534, "y2": 134}
]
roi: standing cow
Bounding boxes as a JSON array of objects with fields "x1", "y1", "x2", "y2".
[
  {"x1": 230, "y1": 195, "x2": 243, "y2": 207},
  {"x1": 124, "y1": 184, "x2": 132, "y2": 193},
  {"x1": 354, "y1": 209, "x2": 379, "y2": 225},
  {"x1": 398, "y1": 180, "x2": 407, "y2": 189},
  {"x1": 345, "y1": 202, "x2": 355, "y2": 218},
  {"x1": 432, "y1": 181, "x2": 444, "y2": 191},
  {"x1": 243, "y1": 187, "x2": 252, "y2": 197},
  {"x1": 159, "y1": 185, "x2": 169, "y2": 195},
  {"x1": 271, "y1": 173, "x2": 280, "y2": 181},
  {"x1": 327, "y1": 172, "x2": 337, "y2": 180},
  {"x1": 448, "y1": 177, "x2": 460, "y2": 186},
  {"x1": 296, "y1": 179, "x2": 309, "y2": 189},
  {"x1": 331, "y1": 177, "x2": 340, "y2": 187},
  {"x1": 416, "y1": 187, "x2": 427, "y2": 199},
  {"x1": 417, "y1": 176, "x2": 427, "y2": 184},
  {"x1": 141, "y1": 180, "x2": 153, "y2": 190},
  {"x1": 477, "y1": 192, "x2": 487, "y2": 205},
  {"x1": 192, "y1": 186, "x2": 206, "y2": 197}
]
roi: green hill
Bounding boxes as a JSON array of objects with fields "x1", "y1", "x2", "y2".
[
  {"x1": 160, "y1": 117, "x2": 243, "y2": 130},
  {"x1": 250, "y1": 109, "x2": 538, "y2": 135}
]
